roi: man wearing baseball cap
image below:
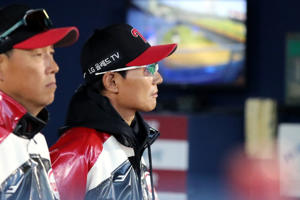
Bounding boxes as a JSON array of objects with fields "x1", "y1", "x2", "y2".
[
  {"x1": 0, "y1": 4, "x2": 78, "y2": 200},
  {"x1": 50, "y1": 24, "x2": 176, "y2": 200}
]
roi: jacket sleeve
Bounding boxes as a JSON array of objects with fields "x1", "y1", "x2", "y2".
[{"x1": 50, "y1": 128, "x2": 105, "y2": 200}]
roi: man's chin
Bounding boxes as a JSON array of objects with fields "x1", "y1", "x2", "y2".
[
  {"x1": 45, "y1": 95, "x2": 55, "y2": 106},
  {"x1": 142, "y1": 104, "x2": 157, "y2": 112}
]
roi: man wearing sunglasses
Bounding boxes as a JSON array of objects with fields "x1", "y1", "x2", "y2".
[
  {"x1": 0, "y1": 4, "x2": 79, "y2": 200},
  {"x1": 50, "y1": 24, "x2": 176, "y2": 200}
]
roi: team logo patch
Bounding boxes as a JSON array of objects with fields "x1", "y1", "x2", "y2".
[{"x1": 131, "y1": 28, "x2": 147, "y2": 43}]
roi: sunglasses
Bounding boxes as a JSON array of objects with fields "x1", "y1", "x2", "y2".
[
  {"x1": 0, "y1": 9, "x2": 52, "y2": 41},
  {"x1": 95, "y1": 63, "x2": 159, "y2": 76}
]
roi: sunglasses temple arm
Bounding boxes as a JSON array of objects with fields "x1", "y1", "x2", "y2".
[
  {"x1": 0, "y1": 20, "x2": 24, "y2": 39},
  {"x1": 95, "y1": 66, "x2": 143, "y2": 75}
]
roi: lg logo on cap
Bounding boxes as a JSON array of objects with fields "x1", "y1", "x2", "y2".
[{"x1": 131, "y1": 28, "x2": 147, "y2": 43}]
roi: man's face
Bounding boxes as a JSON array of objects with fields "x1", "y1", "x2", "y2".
[
  {"x1": 115, "y1": 66, "x2": 163, "y2": 113},
  {"x1": 0, "y1": 46, "x2": 59, "y2": 115}
]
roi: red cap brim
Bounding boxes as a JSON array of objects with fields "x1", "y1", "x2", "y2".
[
  {"x1": 13, "y1": 26, "x2": 79, "y2": 49},
  {"x1": 126, "y1": 43, "x2": 177, "y2": 66}
]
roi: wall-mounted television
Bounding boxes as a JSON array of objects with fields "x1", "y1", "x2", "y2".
[{"x1": 127, "y1": 0, "x2": 247, "y2": 89}]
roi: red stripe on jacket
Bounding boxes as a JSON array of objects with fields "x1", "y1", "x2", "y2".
[{"x1": 50, "y1": 127, "x2": 110, "y2": 200}]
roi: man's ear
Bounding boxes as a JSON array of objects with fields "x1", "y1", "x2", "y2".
[{"x1": 102, "y1": 72, "x2": 119, "y2": 93}]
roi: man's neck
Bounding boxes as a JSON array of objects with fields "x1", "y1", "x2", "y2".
[
  {"x1": 107, "y1": 98, "x2": 135, "y2": 126},
  {"x1": 112, "y1": 104, "x2": 135, "y2": 126},
  {"x1": 0, "y1": 89, "x2": 42, "y2": 116}
]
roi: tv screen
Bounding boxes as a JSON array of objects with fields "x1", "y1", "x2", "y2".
[{"x1": 127, "y1": 0, "x2": 247, "y2": 88}]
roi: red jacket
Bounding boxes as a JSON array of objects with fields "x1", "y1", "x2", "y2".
[
  {"x1": 0, "y1": 90, "x2": 59, "y2": 200},
  {"x1": 50, "y1": 127, "x2": 158, "y2": 200}
]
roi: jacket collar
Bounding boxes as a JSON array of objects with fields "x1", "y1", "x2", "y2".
[{"x1": 0, "y1": 90, "x2": 48, "y2": 139}]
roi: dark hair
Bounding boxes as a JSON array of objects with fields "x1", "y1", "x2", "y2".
[{"x1": 90, "y1": 70, "x2": 127, "y2": 93}]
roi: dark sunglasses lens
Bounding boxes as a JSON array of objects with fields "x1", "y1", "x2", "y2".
[{"x1": 26, "y1": 10, "x2": 52, "y2": 31}]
